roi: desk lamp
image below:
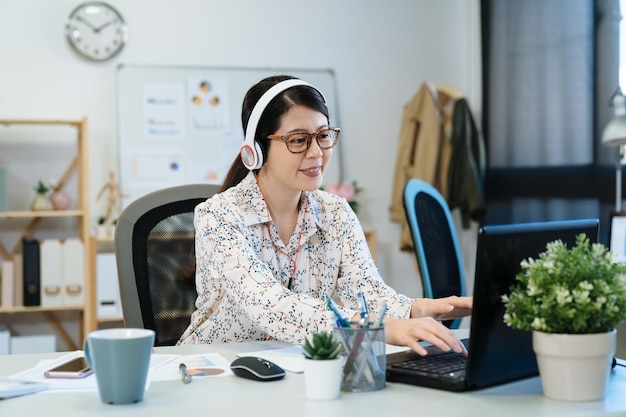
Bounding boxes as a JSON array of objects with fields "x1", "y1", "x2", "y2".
[{"x1": 602, "y1": 88, "x2": 626, "y2": 212}]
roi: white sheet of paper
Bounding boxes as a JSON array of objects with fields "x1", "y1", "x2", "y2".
[
  {"x1": 150, "y1": 353, "x2": 234, "y2": 381},
  {"x1": 8, "y1": 351, "x2": 179, "y2": 392},
  {"x1": 237, "y1": 346, "x2": 305, "y2": 373}
]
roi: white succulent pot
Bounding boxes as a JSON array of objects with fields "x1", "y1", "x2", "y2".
[
  {"x1": 532, "y1": 329, "x2": 616, "y2": 402},
  {"x1": 31, "y1": 192, "x2": 52, "y2": 211},
  {"x1": 96, "y1": 224, "x2": 108, "y2": 238},
  {"x1": 303, "y1": 357, "x2": 344, "y2": 400}
]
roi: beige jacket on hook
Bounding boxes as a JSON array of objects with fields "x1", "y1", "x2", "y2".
[{"x1": 389, "y1": 82, "x2": 462, "y2": 252}]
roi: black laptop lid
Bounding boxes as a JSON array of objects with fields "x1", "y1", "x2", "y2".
[{"x1": 466, "y1": 218, "x2": 599, "y2": 389}]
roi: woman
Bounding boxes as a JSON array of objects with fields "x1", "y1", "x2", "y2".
[{"x1": 179, "y1": 75, "x2": 471, "y2": 356}]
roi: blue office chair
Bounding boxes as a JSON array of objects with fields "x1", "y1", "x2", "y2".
[{"x1": 403, "y1": 178, "x2": 466, "y2": 329}]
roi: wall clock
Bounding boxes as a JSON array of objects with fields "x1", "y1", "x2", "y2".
[{"x1": 65, "y1": 2, "x2": 129, "y2": 61}]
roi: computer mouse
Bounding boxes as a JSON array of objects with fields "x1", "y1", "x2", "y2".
[{"x1": 230, "y1": 356, "x2": 286, "y2": 382}]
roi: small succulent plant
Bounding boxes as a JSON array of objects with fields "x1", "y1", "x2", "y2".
[
  {"x1": 303, "y1": 331, "x2": 341, "y2": 360},
  {"x1": 34, "y1": 180, "x2": 50, "y2": 194}
]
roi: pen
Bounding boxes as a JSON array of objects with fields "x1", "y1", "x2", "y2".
[
  {"x1": 327, "y1": 298, "x2": 351, "y2": 328},
  {"x1": 358, "y1": 292, "x2": 369, "y2": 327},
  {"x1": 353, "y1": 301, "x2": 388, "y2": 384},
  {"x1": 179, "y1": 363, "x2": 192, "y2": 384},
  {"x1": 372, "y1": 301, "x2": 388, "y2": 328}
]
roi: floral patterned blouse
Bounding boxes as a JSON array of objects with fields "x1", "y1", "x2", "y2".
[{"x1": 178, "y1": 171, "x2": 413, "y2": 345}]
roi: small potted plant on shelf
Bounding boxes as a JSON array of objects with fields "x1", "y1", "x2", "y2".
[
  {"x1": 302, "y1": 330, "x2": 343, "y2": 400},
  {"x1": 110, "y1": 218, "x2": 118, "y2": 237},
  {"x1": 95, "y1": 215, "x2": 108, "y2": 238},
  {"x1": 502, "y1": 233, "x2": 626, "y2": 401},
  {"x1": 31, "y1": 180, "x2": 52, "y2": 211}
]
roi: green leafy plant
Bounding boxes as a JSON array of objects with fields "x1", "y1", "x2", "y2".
[
  {"x1": 502, "y1": 234, "x2": 626, "y2": 334},
  {"x1": 303, "y1": 331, "x2": 341, "y2": 360},
  {"x1": 34, "y1": 180, "x2": 50, "y2": 194}
]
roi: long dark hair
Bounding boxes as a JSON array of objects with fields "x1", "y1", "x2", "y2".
[{"x1": 219, "y1": 75, "x2": 329, "y2": 192}]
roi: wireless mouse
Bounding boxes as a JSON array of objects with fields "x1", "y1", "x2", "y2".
[{"x1": 230, "y1": 356, "x2": 286, "y2": 382}]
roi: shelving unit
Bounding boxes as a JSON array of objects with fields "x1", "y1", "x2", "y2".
[{"x1": 0, "y1": 117, "x2": 95, "y2": 350}]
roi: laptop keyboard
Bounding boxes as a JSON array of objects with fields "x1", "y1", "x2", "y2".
[{"x1": 391, "y1": 352, "x2": 467, "y2": 375}]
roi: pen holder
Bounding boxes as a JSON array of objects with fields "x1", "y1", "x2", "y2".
[{"x1": 334, "y1": 324, "x2": 386, "y2": 392}]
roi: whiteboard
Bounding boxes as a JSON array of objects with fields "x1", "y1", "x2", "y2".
[{"x1": 116, "y1": 64, "x2": 342, "y2": 207}]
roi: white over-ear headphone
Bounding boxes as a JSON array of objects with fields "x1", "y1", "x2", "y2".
[{"x1": 240, "y1": 79, "x2": 322, "y2": 170}]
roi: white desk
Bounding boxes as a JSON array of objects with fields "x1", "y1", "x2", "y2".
[{"x1": 1, "y1": 340, "x2": 626, "y2": 416}]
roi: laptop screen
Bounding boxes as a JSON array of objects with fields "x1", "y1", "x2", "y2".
[{"x1": 466, "y1": 218, "x2": 599, "y2": 389}]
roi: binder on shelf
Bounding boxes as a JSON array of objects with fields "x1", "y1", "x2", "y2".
[
  {"x1": 22, "y1": 238, "x2": 41, "y2": 307},
  {"x1": 1, "y1": 260, "x2": 15, "y2": 308},
  {"x1": 96, "y1": 252, "x2": 122, "y2": 318},
  {"x1": 62, "y1": 238, "x2": 84, "y2": 306},
  {"x1": 40, "y1": 240, "x2": 63, "y2": 307}
]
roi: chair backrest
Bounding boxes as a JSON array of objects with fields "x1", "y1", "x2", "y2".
[
  {"x1": 403, "y1": 178, "x2": 466, "y2": 329},
  {"x1": 114, "y1": 183, "x2": 219, "y2": 346}
]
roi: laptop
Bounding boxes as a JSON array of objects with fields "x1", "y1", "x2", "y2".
[{"x1": 386, "y1": 218, "x2": 600, "y2": 392}]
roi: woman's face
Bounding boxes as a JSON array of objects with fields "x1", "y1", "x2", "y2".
[{"x1": 261, "y1": 104, "x2": 332, "y2": 193}]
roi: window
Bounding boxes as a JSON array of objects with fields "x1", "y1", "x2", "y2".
[{"x1": 481, "y1": 0, "x2": 618, "y2": 243}]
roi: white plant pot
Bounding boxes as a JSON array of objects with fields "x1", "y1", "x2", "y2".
[
  {"x1": 303, "y1": 357, "x2": 343, "y2": 400},
  {"x1": 532, "y1": 330, "x2": 616, "y2": 401},
  {"x1": 31, "y1": 192, "x2": 52, "y2": 211},
  {"x1": 96, "y1": 225, "x2": 108, "y2": 238}
]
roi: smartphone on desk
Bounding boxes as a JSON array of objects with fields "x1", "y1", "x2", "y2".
[{"x1": 44, "y1": 357, "x2": 93, "y2": 379}]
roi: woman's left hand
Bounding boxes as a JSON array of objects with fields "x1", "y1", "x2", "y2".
[{"x1": 410, "y1": 296, "x2": 473, "y2": 321}]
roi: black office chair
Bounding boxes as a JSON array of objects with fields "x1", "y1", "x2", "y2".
[
  {"x1": 114, "y1": 183, "x2": 219, "y2": 346},
  {"x1": 403, "y1": 178, "x2": 466, "y2": 329}
]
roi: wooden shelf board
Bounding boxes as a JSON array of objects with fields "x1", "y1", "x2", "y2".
[
  {"x1": 97, "y1": 316, "x2": 124, "y2": 323},
  {"x1": 0, "y1": 305, "x2": 84, "y2": 314},
  {"x1": 0, "y1": 119, "x2": 83, "y2": 127},
  {"x1": 0, "y1": 210, "x2": 84, "y2": 219}
]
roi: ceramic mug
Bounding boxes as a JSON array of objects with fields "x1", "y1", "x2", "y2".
[{"x1": 84, "y1": 328, "x2": 155, "y2": 404}]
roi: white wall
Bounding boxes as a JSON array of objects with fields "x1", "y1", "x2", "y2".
[{"x1": 0, "y1": 0, "x2": 480, "y2": 343}]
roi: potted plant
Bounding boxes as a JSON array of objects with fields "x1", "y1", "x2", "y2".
[
  {"x1": 96, "y1": 215, "x2": 108, "y2": 238},
  {"x1": 31, "y1": 180, "x2": 52, "y2": 211},
  {"x1": 110, "y1": 217, "x2": 118, "y2": 236},
  {"x1": 302, "y1": 330, "x2": 343, "y2": 400},
  {"x1": 502, "y1": 233, "x2": 626, "y2": 401}
]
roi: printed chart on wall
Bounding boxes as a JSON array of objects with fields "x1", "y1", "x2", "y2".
[{"x1": 116, "y1": 64, "x2": 342, "y2": 208}]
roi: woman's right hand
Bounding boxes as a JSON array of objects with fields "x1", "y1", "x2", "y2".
[{"x1": 383, "y1": 317, "x2": 467, "y2": 356}]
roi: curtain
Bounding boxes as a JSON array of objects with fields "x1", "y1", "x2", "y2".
[{"x1": 482, "y1": 0, "x2": 620, "y2": 236}]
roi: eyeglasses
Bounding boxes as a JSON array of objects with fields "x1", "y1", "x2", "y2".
[{"x1": 266, "y1": 127, "x2": 340, "y2": 153}]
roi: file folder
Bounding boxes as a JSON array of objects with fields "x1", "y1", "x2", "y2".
[
  {"x1": 62, "y1": 239, "x2": 84, "y2": 306},
  {"x1": 40, "y1": 240, "x2": 63, "y2": 307},
  {"x1": 22, "y1": 239, "x2": 41, "y2": 306}
]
